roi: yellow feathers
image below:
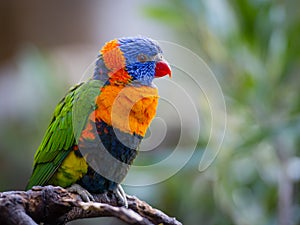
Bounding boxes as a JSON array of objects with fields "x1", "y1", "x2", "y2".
[{"x1": 49, "y1": 151, "x2": 88, "y2": 187}]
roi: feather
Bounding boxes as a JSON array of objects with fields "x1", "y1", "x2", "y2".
[{"x1": 26, "y1": 80, "x2": 102, "y2": 189}]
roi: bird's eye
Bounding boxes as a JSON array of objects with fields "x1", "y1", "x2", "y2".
[
  {"x1": 137, "y1": 54, "x2": 148, "y2": 63},
  {"x1": 157, "y1": 54, "x2": 163, "y2": 60}
]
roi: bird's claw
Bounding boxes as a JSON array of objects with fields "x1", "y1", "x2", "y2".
[
  {"x1": 67, "y1": 184, "x2": 128, "y2": 207},
  {"x1": 113, "y1": 184, "x2": 128, "y2": 208},
  {"x1": 67, "y1": 184, "x2": 95, "y2": 202}
]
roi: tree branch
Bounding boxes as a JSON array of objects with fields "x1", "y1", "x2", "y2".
[{"x1": 0, "y1": 185, "x2": 182, "y2": 225}]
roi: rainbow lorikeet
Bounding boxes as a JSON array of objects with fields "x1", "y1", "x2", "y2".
[{"x1": 26, "y1": 37, "x2": 171, "y2": 207}]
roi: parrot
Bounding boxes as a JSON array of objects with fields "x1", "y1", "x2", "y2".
[{"x1": 26, "y1": 36, "x2": 171, "y2": 207}]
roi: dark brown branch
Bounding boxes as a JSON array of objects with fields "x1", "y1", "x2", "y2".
[{"x1": 0, "y1": 185, "x2": 182, "y2": 225}]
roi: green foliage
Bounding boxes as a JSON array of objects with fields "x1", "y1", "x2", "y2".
[{"x1": 144, "y1": 0, "x2": 300, "y2": 224}]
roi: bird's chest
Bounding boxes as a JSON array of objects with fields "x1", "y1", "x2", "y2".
[
  {"x1": 94, "y1": 84, "x2": 159, "y2": 137},
  {"x1": 78, "y1": 84, "x2": 159, "y2": 174}
]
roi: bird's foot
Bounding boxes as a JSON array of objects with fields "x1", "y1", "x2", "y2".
[
  {"x1": 67, "y1": 184, "x2": 95, "y2": 202},
  {"x1": 113, "y1": 184, "x2": 128, "y2": 208}
]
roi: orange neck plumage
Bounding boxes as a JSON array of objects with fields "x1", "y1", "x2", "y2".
[
  {"x1": 100, "y1": 39, "x2": 132, "y2": 85},
  {"x1": 95, "y1": 85, "x2": 158, "y2": 137}
]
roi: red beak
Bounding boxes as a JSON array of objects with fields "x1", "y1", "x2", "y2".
[{"x1": 155, "y1": 61, "x2": 172, "y2": 78}]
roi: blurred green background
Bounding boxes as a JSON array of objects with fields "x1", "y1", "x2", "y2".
[{"x1": 0, "y1": 0, "x2": 299, "y2": 225}]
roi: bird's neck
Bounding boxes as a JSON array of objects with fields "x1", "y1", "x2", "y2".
[
  {"x1": 93, "y1": 56, "x2": 132, "y2": 86},
  {"x1": 93, "y1": 56, "x2": 109, "y2": 82}
]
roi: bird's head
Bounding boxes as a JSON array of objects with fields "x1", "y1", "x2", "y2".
[{"x1": 95, "y1": 36, "x2": 171, "y2": 86}]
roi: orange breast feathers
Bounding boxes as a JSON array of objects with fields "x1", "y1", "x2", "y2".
[{"x1": 95, "y1": 85, "x2": 159, "y2": 137}]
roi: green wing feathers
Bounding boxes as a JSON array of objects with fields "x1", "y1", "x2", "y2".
[{"x1": 26, "y1": 79, "x2": 102, "y2": 190}]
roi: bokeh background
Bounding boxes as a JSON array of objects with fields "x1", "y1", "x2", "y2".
[{"x1": 1, "y1": 0, "x2": 300, "y2": 225}]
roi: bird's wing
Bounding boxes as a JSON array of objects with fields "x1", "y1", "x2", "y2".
[{"x1": 26, "y1": 79, "x2": 102, "y2": 189}]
